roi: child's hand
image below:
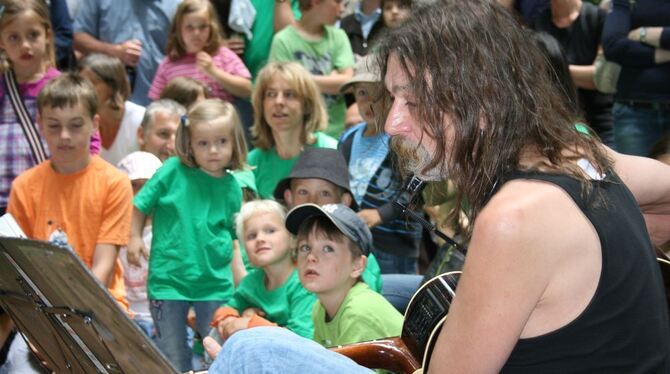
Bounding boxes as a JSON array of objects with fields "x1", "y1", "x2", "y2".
[
  {"x1": 241, "y1": 307, "x2": 266, "y2": 318},
  {"x1": 196, "y1": 52, "x2": 215, "y2": 76},
  {"x1": 217, "y1": 316, "x2": 251, "y2": 340},
  {"x1": 127, "y1": 236, "x2": 148, "y2": 266},
  {"x1": 358, "y1": 209, "x2": 382, "y2": 228}
]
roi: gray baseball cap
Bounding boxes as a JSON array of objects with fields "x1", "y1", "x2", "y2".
[{"x1": 285, "y1": 203, "x2": 373, "y2": 256}]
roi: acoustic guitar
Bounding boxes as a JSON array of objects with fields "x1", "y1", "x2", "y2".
[{"x1": 333, "y1": 271, "x2": 461, "y2": 374}]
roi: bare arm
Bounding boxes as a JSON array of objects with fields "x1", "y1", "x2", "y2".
[
  {"x1": 127, "y1": 207, "x2": 148, "y2": 267},
  {"x1": 274, "y1": 1, "x2": 297, "y2": 33},
  {"x1": 73, "y1": 32, "x2": 142, "y2": 67},
  {"x1": 312, "y1": 67, "x2": 354, "y2": 95},
  {"x1": 569, "y1": 64, "x2": 596, "y2": 90},
  {"x1": 92, "y1": 243, "x2": 120, "y2": 287},
  {"x1": 231, "y1": 240, "x2": 248, "y2": 286}
]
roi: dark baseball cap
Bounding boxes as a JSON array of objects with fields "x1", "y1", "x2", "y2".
[
  {"x1": 273, "y1": 148, "x2": 359, "y2": 211},
  {"x1": 285, "y1": 203, "x2": 373, "y2": 256}
]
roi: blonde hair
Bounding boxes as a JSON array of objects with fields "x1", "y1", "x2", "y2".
[
  {"x1": 77, "y1": 53, "x2": 130, "y2": 111},
  {"x1": 175, "y1": 98, "x2": 248, "y2": 170},
  {"x1": 167, "y1": 0, "x2": 223, "y2": 60},
  {"x1": 251, "y1": 62, "x2": 328, "y2": 150},
  {"x1": 0, "y1": 0, "x2": 55, "y2": 73},
  {"x1": 235, "y1": 199, "x2": 288, "y2": 242}
]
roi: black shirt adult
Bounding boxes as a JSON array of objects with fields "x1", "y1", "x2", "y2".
[{"x1": 534, "y1": 3, "x2": 614, "y2": 143}]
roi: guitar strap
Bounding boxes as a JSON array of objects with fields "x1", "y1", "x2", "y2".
[{"x1": 3, "y1": 69, "x2": 48, "y2": 164}]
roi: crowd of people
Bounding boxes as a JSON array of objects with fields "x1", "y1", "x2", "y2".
[{"x1": 0, "y1": 0, "x2": 669, "y2": 372}]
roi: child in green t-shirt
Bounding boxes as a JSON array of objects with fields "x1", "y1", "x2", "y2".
[
  {"x1": 285, "y1": 203, "x2": 403, "y2": 347},
  {"x1": 210, "y1": 200, "x2": 316, "y2": 340}
]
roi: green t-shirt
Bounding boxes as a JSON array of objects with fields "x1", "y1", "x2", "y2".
[
  {"x1": 313, "y1": 282, "x2": 403, "y2": 347},
  {"x1": 227, "y1": 268, "x2": 316, "y2": 338},
  {"x1": 244, "y1": 0, "x2": 301, "y2": 79},
  {"x1": 133, "y1": 157, "x2": 242, "y2": 301},
  {"x1": 247, "y1": 132, "x2": 338, "y2": 199},
  {"x1": 269, "y1": 25, "x2": 355, "y2": 138}
]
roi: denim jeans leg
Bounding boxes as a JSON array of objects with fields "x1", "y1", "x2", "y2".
[
  {"x1": 150, "y1": 300, "x2": 192, "y2": 372},
  {"x1": 613, "y1": 102, "x2": 666, "y2": 156},
  {"x1": 192, "y1": 301, "x2": 224, "y2": 338},
  {"x1": 208, "y1": 327, "x2": 374, "y2": 374},
  {"x1": 371, "y1": 249, "x2": 418, "y2": 275},
  {"x1": 381, "y1": 274, "x2": 424, "y2": 314}
]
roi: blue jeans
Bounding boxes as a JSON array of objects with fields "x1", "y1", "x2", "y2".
[
  {"x1": 381, "y1": 274, "x2": 423, "y2": 314},
  {"x1": 150, "y1": 300, "x2": 222, "y2": 372},
  {"x1": 209, "y1": 327, "x2": 374, "y2": 374},
  {"x1": 613, "y1": 102, "x2": 670, "y2": 156},
  {"x1": 371, "y1": 249, "x2": 418, "y2": 275}
]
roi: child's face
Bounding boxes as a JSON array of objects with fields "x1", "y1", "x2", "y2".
[
  {"x1": 138, "y1": 111, "x2": 180, "y2": 161},
  {"x1": 180, "y1": 9, "x2": 211, "y2": 54},
  {"x1": 286, "y1": 178, "x2": 346, "y2": 208},
  {"x1": 38, "y1": 103, "x2": 97, "y2": 172},
  {"x1": 383, "y1": 0, "x2": 411, "y2": 28},
  {"x1": 296, "y1": 231, "x2": 364, "y2": 296},
  {"x1": 243, "y1": 212, "x2": 292, "y2": 269},
  {"x1": 353, "y1": 82, "x2": 381, "y2": 124},
  {"x1": 263, "y1": 74, "x2": 305, "y2": 132},
  {"x1": 190, "y1": 119, "x2": 233, "y2": 177},
  {"x1": 313, "y1": 0, "x2": 345, "y2": 25},
  {"x1": 0, "y1": 11, "x2": 50, "y2": 77}
]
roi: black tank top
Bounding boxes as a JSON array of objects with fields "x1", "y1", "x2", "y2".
[{"x1": 499, "y1": 170, "x2": 670, "y2": 373}]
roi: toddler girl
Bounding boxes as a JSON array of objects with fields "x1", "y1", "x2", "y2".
[
  {"x1": 128, "y1": 98, "x2": 249, "y2": 372},
  {"x1": 148, "y1": 0, "x2": 252, "y2": 104}
]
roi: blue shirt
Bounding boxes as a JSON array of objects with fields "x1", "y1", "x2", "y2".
[
  {"x1": 73, "y1": 0, "x2": 182, "y2": 105},
  {"x1": 353, "y1": 5, "x2": 381, "y2": 41}
]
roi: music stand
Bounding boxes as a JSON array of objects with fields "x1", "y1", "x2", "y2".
[{"x1": 0, "y1": 237, "x2": 180, "y2": 373}]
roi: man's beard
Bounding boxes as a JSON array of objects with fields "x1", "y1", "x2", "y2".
[{"x1": 391, "y1": 137, "x2": 447, "y2": 181}]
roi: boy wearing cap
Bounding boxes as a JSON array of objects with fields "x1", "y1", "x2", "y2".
[
  {"x1": 287, "y1": 203, "x2": 402, "y2": 348},
  {"x1": 273, "y1": 148, "x2": 382, "y2": 292},
  {"x1": 117, "y1": 151, "x2": 163, "y2": 337},
  {"x1": 339, "y1": 55, "x2": 423, "y2": 275}
]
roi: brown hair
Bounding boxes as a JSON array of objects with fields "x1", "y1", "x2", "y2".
[
  {"x1": 175, "y1": 98, "x2": 248, "y2": 170},
  {"x1": 159, "y1": 76, "x2": 210, "y2": 109},
  {"x1": 77, "y1": 53, "x2": 131, "y2": 111},
  {"x1": 37, "y1": 73, "x2": 98, "y2": 119},
  {"x1": 251, "y1": 62, "x2": 328, "y2": 150},
  {"x1": 0, "y1": 0, "x2": 55, "y2": 73},
  {"x1": 375, "y1": 0, "x2": 610, "y2": 236},
  {"x1": 167, "y1": 0, "x2": 223, "y2": 60}
]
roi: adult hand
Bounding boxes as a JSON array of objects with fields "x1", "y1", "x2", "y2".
[
  {"x1": 225, "y1": 36, "x2": 245, "y2": 55},
  {"x1": 115, "y1": 39, "x2": 142, "y2": 67},
  {"x1": 358, "y1": 209, "x2": 382, "y2": 228}
]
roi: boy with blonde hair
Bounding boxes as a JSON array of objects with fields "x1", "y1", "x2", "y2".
[{"x1": 8, "y1": 73, "x2": 133, "y2": 311}]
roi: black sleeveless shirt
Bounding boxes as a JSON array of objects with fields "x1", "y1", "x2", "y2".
[{"x1": 499, "y1": 170, "x2": 670, "y2": 373}]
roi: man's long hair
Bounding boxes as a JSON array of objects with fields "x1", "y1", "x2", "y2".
[{"x1": 375, "y1": 0, "x2": 610, "y2": 234}]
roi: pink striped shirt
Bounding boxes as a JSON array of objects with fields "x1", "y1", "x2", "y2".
[{"x1": 148, "y1": 47, "x2": 251, "y2": 103}]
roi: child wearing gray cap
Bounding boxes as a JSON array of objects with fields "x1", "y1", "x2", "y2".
[{"x1": 286, "y1": 203, "x2": 403, "y2": 348}]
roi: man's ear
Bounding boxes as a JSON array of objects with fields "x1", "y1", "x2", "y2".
[
  {"x1": 340, "y1": 193, "x2": 353, "y2": 208},
  {"x1": 137, "y1": 126, "x2": 146, "y2": 147},
  {"x1": 350, "y1": 255, "x2": 367, "y2": 278},
  {"x1": 284, "y1": 189, "x2": 294, "y2": 208}
]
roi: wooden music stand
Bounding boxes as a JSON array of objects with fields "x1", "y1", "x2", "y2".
[{"x1": 0, "y1": 237, "x2": 179, "y2": 374}]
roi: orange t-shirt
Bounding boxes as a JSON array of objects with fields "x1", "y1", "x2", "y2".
[{"x1": 8, "y1": 156, "x2": 133, "y2": 311}]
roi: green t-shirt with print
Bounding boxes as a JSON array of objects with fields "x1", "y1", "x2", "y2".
[
  {"x1": 312, "y1": 282, "x2": 403, "y2": 347},
  {"x1": 227, "y1": 268, "x2": 316, "y2": 338},
  {"x1": 269, "y1": 25, "x2": 355, "y2": 138},
  {"x1": 248, "y1": 132, "x2": 338, "y2": 199},
  {"x1": 133, "y1": 157, "x2": 242, "y2": 301}
]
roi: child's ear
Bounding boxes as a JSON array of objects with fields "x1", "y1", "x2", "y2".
[
  {"x1": 284, "y1": 189, "x2": 294, "y2": 207},
  {"x1": 92, "y1": 113, "x2": 100, "y2": 132},
  {"x1": 340, "y1": 193, "x2": 353, "y2": 208},
  {"x1": 36, "y1": 112, "x2": 44, "y2": 132},
  {"x1": 350, "y1": 255, "x2": 367, "y2": 279}
]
